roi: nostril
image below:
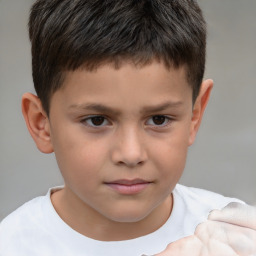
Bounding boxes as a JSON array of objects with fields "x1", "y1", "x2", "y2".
[
  {"x1": 116, "y1": 159, "x2": 145, "y2": 168},
  {"x1": 110, "y1": 131, "x2": 148, "y2": 167}
]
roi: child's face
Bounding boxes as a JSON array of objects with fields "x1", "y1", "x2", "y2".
[{"x1": 27, "y1": 61, "x2": 211, "y2": 228}]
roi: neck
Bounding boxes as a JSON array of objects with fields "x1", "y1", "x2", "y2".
[{"x1": 51, "y1": 187, "x2": 173, "y2": 241}]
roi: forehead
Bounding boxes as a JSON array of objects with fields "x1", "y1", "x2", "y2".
[
  {"x1": 62, "y1": 60, "x2": 189, "y2": 89},
  {"x1": 51, "y1": 61, "x2": 192, "y2": 113}
]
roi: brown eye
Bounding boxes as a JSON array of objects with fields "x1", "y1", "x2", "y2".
[
  {"x1": 91, "y1": 116, "x2": 105, "y2": 126},
  {"x1": 152, "y1": 115, "x2": 166, "y2": 125},
  {"x1": 82, "y1": 116, "x2": 109, "y2": 127},
  {"x1": 146, "y1": 115, "x2": 171, "y2": 127}
]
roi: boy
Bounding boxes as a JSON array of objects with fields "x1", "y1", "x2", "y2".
[{"x1": 0, "y1": 0, "x2": 255, "y2": 255}]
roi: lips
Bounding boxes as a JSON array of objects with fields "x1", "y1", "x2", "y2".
[{"x1": 104, "y1": 179, "x2": 152, "y2": 195}]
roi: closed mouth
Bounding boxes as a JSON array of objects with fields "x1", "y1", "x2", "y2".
[
  {"x1": 105, "y1": 179, "x2": 151, "y2": 185},
  {"x1": 104, "y1": 179, "x2": 153, "y2": 194}
]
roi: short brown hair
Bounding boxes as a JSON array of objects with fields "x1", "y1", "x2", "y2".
[{"x1": 29, "y1": 0, "x2": 206, "y2": 115}]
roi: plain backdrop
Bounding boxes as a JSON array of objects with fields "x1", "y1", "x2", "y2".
[{"x1": 0, "y1": 0, "x2": 256, "y2": 221}]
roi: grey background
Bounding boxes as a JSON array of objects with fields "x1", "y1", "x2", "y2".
[{"x1": 0, "y1": 0, "x2": 255, "y2": 221}]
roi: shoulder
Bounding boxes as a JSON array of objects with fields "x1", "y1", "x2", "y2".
[
  {"x1": 0, "y1": 195, "x2": 46, "y2": 234},
  {"x1": 0, "y1": 191, "x2": 53, "y2": 253},
  {"x1": 169, "y1": 184, "x2": 245, "y2": 237},
  {"x1": 172, "y1": 184, "x2": 244, "y2": 229},
  {"x1": 0, "y1": 187, "x2": 63, "y2": 232},
  {"x1": 175, "y1": 183, "x2": 244, "y2": 208}
]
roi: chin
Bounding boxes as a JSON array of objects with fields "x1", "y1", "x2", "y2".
[{"x1": 104, "y1": 207, "x2": 152, "y2": 223}]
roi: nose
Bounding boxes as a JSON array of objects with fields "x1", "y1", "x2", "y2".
[{"x1": 111, "y1": 126, "x2": 147, "y2": 167}]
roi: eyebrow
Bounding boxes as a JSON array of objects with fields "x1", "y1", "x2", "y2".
[
  {"x1": 68, "y1": 101, "x2": 183, "y2": 115},
  {"x1": 68, "y1": 103, "x2": 121, "y2": 115},
  {"x1": 141, "y1": 101, "x2": 183, "y2": 113}
]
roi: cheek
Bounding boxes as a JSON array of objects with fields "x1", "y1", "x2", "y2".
[
  {"x1": 151, "y1": 129, "x2": 189, "y2": 179},
  {"x1": 52, "y1": 129, "x2": 109, "y2": 184}
]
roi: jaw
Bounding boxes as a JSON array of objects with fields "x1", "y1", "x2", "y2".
[{"x1": 51, "y1": 183, "x2": 173, "y2": 241}]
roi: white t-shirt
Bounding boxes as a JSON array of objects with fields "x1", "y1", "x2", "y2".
[{"x1": 0, "y1": 184, "x2": 243, "y2": 256}]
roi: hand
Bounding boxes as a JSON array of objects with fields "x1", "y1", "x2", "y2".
[{"x1": 155, "y1": 203, "x2": 256, "y2": 256}]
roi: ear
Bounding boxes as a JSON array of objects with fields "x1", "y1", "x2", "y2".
[
  {"x1": 21, "y1": 93, "x2": 54, "y2": 153},
  {"x1": 188, "y1": 79, "x2": 213, "y2": 146}
]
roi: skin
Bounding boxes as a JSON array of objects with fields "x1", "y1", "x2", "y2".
[{"x1": 22, "y1": 61, "x2": 213, "y2": 241}]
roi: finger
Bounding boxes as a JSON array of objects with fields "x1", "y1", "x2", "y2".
[
  {"x1": 195, "y1": 220, "x2": 256, "y2": 255},
  {"x1": 154, "y1": 235, "x2": 202, "y2": 256},
  {"x1": 155, "y1": 234, "x2": 240, "y2": 256},
  {"x1": 208, "y1": 203, "x2": 256, "y2": 230}
]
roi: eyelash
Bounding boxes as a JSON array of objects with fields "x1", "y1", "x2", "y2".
[
  {"x1": 145, "y1": 115, "x2": 173, "y2": 128},
  {"x1": 81, "y1": 115, "x2": 111, "y2": 127},
  {"x1": 80, "y1": 115, "x2": 173, "y2": 128}
]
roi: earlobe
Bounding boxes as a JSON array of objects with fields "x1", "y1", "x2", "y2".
[
  {"x1": 188, "y1": 79, "x2": 213, "y2": 146},
  {"x1": 21, "y1": 93, "x2": 54, "y2": 153}
]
